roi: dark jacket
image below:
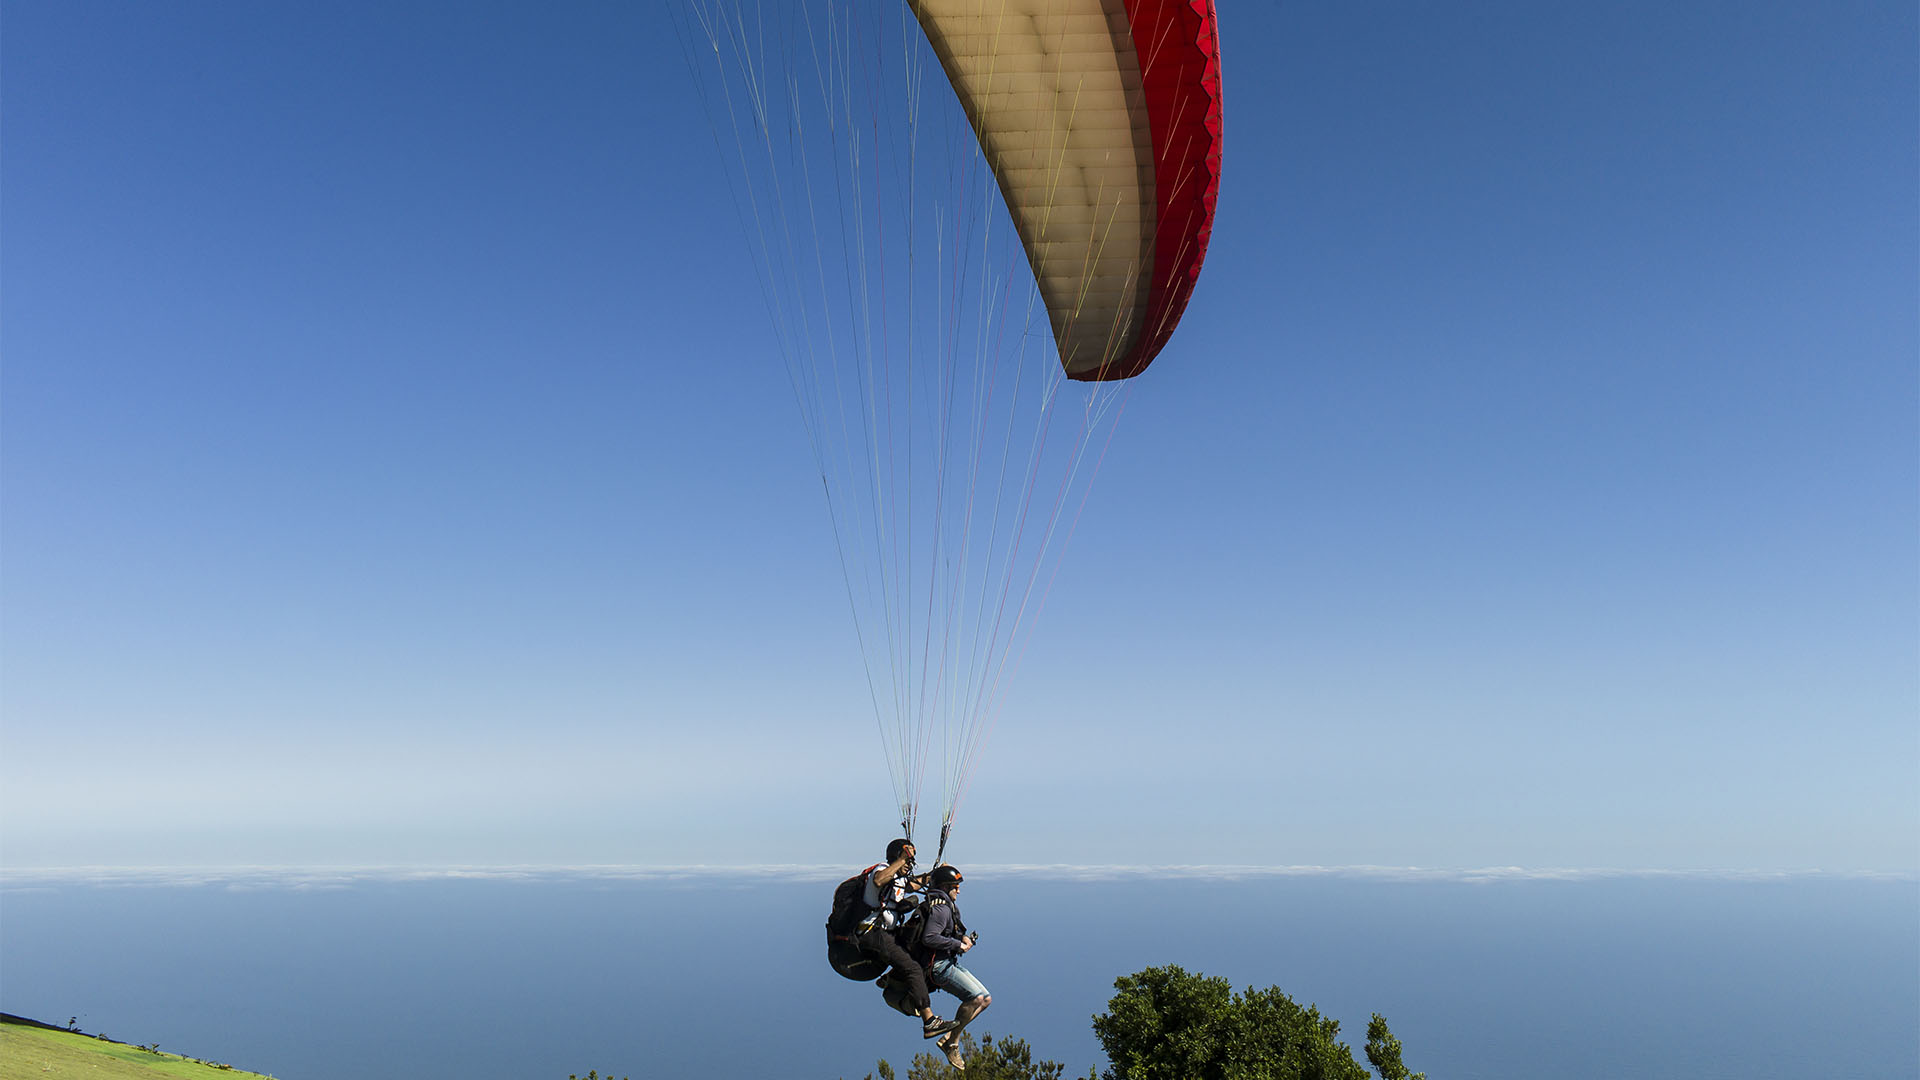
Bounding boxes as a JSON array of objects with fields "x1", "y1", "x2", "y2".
[{"x1": 915, "y1": 887, "x2": 970, "y2": 961}]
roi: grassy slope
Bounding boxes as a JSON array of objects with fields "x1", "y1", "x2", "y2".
[{"x1": 0, "y1": 1016, "x2": 275, "y2": 1080}]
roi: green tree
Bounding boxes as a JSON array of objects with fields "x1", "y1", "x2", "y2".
[
  {"x1": 855, "y1": 1032, "x2": 1094, "y2": 1080},
  {"x1": 905, "y1": 1032, "x2": 1096, "y2": 1080},
  {"x1": 1091, "y1": 965, "x2": 1419, "y2": 1080},
  {"x1": 1363, "y1": 1015, "x2": 1424, "y2": 1080}
]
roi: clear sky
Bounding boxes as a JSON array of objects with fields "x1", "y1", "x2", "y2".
[{"x1": 3, "y1": 2, "x2": 1914, "y2": 873}]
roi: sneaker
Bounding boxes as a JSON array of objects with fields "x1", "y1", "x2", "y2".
[
  {"x1": 922, "y1": 1015, "x2": 956, "y2": 1039},
  {"x1": 937, "y1": 1031, "x2": 965, "y2": 1069}
]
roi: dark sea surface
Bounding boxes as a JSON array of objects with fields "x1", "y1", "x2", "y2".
[{"x1": 1, "y1": 871, "x2": 1913, "y2": 1079}]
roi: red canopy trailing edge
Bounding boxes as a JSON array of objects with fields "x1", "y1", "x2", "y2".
[
  {"x1": 910, "y1": 0, "x2": 1223, "y2": 381},
  {"x1": 1115, "y1": 0, "x2": 1222, "y2": 381}
]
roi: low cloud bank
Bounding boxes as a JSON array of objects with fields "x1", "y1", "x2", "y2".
[{"x1": 4, "y1": 862, "x2": 1912, "y2": 890}]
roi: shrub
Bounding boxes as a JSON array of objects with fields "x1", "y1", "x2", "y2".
[{"x1": 1091, "y1": 965, "x2": 1422, "y2": 1080}]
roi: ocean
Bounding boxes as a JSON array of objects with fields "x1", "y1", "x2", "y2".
[{"x1": 1, "y1": 869, "x2": 1913, "y2": 1079}]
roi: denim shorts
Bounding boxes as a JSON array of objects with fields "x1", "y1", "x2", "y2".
[{"x1": 928, "y1": 957, "x2": 988, "y2": 1001}]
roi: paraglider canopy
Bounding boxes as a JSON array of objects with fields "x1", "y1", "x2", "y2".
[{"x1": 910, "y1": 0, "x2": 1222, "y2": 380}]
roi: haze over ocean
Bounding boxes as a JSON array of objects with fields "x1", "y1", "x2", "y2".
[{"x1": 3, "y1": 869, "x2": 1914, "y2": 1080}]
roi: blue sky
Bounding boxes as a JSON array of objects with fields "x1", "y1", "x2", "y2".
[{"x1": 3, "y1": 2, "x2": 1914, "y2": 873}]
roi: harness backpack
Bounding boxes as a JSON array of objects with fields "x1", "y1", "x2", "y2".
[
  {"x1": 825, "y1": 865, "x2": 888, "y2": 981},
  {"x1": 826, "y1": 865, "x2": 880, "y2": 939}
]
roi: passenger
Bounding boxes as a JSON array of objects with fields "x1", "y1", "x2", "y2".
[{"x1": 914, "y1": 864, "x2": 989, "y2": 1069}]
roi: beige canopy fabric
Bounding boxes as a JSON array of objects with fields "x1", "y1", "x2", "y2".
[{"x1": 909, "y1": 0, "x2": 1159, "y2": 378}]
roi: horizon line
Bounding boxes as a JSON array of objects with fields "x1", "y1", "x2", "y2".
[{"x1": 3, "y1": 862, "x2": 1914, "y2": 889}]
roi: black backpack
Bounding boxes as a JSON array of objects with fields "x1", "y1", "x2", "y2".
[
  {"x1": 826, "y1": 864, "x2": 879, "y2": 940},
  {"x1": 825, "y1": 865, "x2": 887, "y2": 980}
]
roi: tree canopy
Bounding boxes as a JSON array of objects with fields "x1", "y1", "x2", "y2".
[
  {"x1": 1092, "y1": 965, "x2": 1424, "y2": 1080},
  {"x1": 852, "y1": 965, "x2": 1421, "y2": 1080}
]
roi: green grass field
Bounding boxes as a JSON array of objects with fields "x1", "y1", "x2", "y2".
[{"x1": 0, "y1": 1015, "x2": 275, "y2": 1080}]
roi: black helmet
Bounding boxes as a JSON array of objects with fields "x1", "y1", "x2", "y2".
[
  {"x1": 886, "y1": 838, "x2": 914, "y2": 862},
  {"x1": 930, "y1": 864, "x2": 963, "y2": 889}
]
